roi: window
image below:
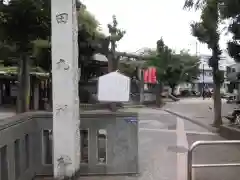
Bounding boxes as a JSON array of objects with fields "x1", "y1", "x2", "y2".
[
  {"x1": 43, "y1": 130, "x2": 53, "y2": 164},
  {"x1": 204, "y1": 71, "x2": 212, "y2": 76},
  {"x1": 80, "y1": 129, "x2": 89, "y2": 163},
  {"x1": 14, "y1": 140, "x2": 20, "y2": 178},
  {"x1": 227, "y1": 67, "x2": 231, "y2": 73},
  {"x1": 1, "y1": 146, "x2": 8, "y2": 180},
  {"x1": 25, "y1": 134, "x2": 30, "y2": 169},
  {"x1": 97, "y1": 129, "x2": 107, "y2": 164}
]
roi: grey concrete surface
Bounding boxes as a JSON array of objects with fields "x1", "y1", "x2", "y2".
[
  {"x1": 33, "y1": 107, "x2": 240, "y2": 180},
  {"x1": 79, "y1": 107, "x2": 228, "y2": 180},
  {"x1": 80, "y1": 109, "x2": 178, "y2": 180},
  {"x1": 164, "y1": 98, "x2": 237, "y2": 131},
  {"x1": 0, "y1": 107, "x2": 15, "y2": 120}
]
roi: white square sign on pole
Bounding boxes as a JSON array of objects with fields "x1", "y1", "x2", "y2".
[{"x1": 98, "y1": 71, "x2": 130, "y2": 102}]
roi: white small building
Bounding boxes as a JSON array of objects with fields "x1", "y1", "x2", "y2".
[
  {"x1": 193, "y1": 54, "x2": 229, "y2": 94},
  {"x1": 226, "y1": 62, "x2": 240, "y2": 96}
]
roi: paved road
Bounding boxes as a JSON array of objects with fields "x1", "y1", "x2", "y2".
[
  {"x1": 165, "y1": 98, "x2": 238, "y2": 129},
  {"x1": 165, "y1": 98, "x2": 237, "y2": 117},
  {"x1": 80, "y1": 107, "x2": 240, "y2": 180}
]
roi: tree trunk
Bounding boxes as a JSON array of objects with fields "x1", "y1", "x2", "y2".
[
  {"x1": 139, "y1": 68, "x2": 145, "y2": 104},
  {"x1": 212, "y1": 67, "x2": 222, "y2": 127},
  {"x1": 48, "y1": 77, "x2": 52, "y2": 110},
  {"x1": 16, "y1": 62, "x2": 21, "y2": 113},
  {"x1": 108, "y1": 57, "x2": 119, "y2": 72},
  {"x1": 16, "y1": 54, "x2": 30, "y2": 113},
  {"x1": 211, "y1": 0, "x2": 222, "y2": 127},
  {"x1": 108, "y1": 46, "x2": 118, "y2": 72},
  {"x1": 107, "y1": 41, "x2": 119, "y2": 111},
  {"x1": 169, "y1": 84, "x2": 176, "y2": 95},
  {"x1": 108, "y1": 54, "x2": 114, "y2": 72},
  {"x1": 155, "y1": 82, "x2": 162, "y2": 107}
]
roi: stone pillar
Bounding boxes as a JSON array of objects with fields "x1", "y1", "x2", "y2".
[{"x1": 51, "y1": 0, "x2": 80, "y2": 178}]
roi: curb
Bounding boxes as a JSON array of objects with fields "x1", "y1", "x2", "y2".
[
  {"x1": 123, "y1": 105, "x2": 146, "y2": 108},
  {"x1": 219, "y1": 124, "x2": 240, "y2": 140},
  {"x1": 164, "y1": 109, "x2": 218, "y2": 133}
]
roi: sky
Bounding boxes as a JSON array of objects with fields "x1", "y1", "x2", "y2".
[{"x1": 81, "y1": 0, "x2": 232, "y2": 57}]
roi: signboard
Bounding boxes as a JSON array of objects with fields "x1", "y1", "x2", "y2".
[
  {"x1": 97, "y1": 71, "x2": 130, "y2": 102},
  {"x1": 125, "y1": 117, "x2": 138, "y2": 124}
]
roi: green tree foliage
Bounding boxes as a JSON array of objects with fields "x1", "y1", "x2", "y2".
[
  {"x1": 78, "y1": 5, "x2": 105, "y2": 39},
  {"x1": 33, "y1": 2, "x2": 107, "y2": 72},
  {"x1": 0, "y1": 0, "x2": 106, "y2": 112},
  {"x1": 0, "y1": 0, "x2": 50, "y2": 113},
  {"x1": 184, "y1": 0, "x2": 222, "y2": 127},
  {"x1": 0, "y1": 0, "x2": 50, "y2": 44},
  {"x1": 118, "y1": 63, "x2": 138, "y2": 78},
  {"x1": 78, "y1": 4, "x2": 108, "y2": 58},
  {"x1": 220, "y1": 0, "x2": 240, "y2": 62},
  {"x1": 107, "y1": 15, "x2": 126, "y2": 71},
  {"x1": 32, "y1": 39, "x2": 51, "y2": 71},
  {"x1": 0, "y1": 41, "x2": 18, "y2": 65},
  {"x1": 148, "y1": 38, "x2": 200, "y2": 94}
]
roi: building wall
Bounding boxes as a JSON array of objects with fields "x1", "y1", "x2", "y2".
[
  {"x1": 226, "y1": 63, "x2": 240, "y2": 82},
  {"x1": 194, "y1": 57, "x2": 229, "y2": 93},
  {"x1": 226, "y1": 63, "x2": 240, "y2": 100},
  {"x1": 197, "y1": 69, "x2": 214, "y2": 84}
]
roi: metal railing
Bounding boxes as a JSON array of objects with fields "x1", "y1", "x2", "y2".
[{"x1": 187, "y1": 140, "x2": 240, "y2": 180}]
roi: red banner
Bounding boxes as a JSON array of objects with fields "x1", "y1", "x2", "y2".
[{"x1": 144, "y1": 67, "x2": 157, "y2": 84}]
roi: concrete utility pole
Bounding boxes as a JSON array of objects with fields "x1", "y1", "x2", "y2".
[{"x1": 51, "y1": 0, "x2": 80, "y2": 178}]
